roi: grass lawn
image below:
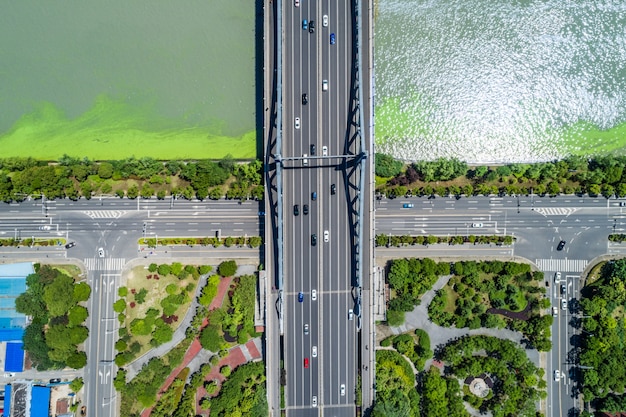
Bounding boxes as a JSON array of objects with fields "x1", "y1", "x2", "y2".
[
  {"x1": 443, "y1": 286, "x2": 457, "y2": 313},
  {"x1": 123, "y1": 266, "x2": 200, "y2": 357}
]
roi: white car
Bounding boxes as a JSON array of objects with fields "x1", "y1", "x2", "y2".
[
  {"x1": 294, "y1": 0, "x2": 299, "y2": 6},
  {"x1": 322, "y1": 145, "x2": 328, "y2": 156},
  {"x1": 39, "y1": 225, "x2": 51, "y2": 230},
  {"x1": 553, "y1": 370, "x2": 560, "y2": 382},
  {"x1": 554, "y1": 272, "x2": 561, "y2": 283},
  {"x1": 561, "y1": 299, "x2": 568, "y2": 310},
  {"x1": 340, "y1": 384, "x2": 346, "y2": 396},
  {"x1": 304, "y1": 324, "x2": 309, "y2": 335},
  {"x1": 302, "y1": 154, "x2": 308, "y2": 165},
  {"x1": 4, "y1": 372, "x2": 15, "y2": 378},
  {"x1": 471, "y1": 223, "x2": 483, "y2": 228},
  {"x1": 295, "y1": 117, "x2": 300, "y2": 129},
  {"x1": 98, "y1": 248, "x2": 105, "y2": 258},
  {"x1": 348, "y1": 309, "x2": 354, "y2": 320},
  {"x1": 323, "y1": 15, "x2": 328, "y2": 26},
  {"x1": 552, "y1": 307, "x2": 558, "y2": 317},
  {"x1": 312, "y1": 396, "x2": 317, "y2": 407},
  {"x1": 312, "y1": 346, "x2": 317, "y2": 357},
  {"x1": 324, "y1": 230, "x2": 329, "y2": 242},
  {"x1": 311, "y1": 289, "x2": 317, "y2": 301},
  {"x1": 322, "y1": 79, "x2": 328, "y2": 91}
]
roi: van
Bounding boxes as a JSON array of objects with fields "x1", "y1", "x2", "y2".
[{"x1": 322, "y1": 80, "x2": 328, "y2": 91}]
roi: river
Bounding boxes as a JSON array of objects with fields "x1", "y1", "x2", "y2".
[{"x1": 375, "y1": 0, "x2": 626, "y2": 163}]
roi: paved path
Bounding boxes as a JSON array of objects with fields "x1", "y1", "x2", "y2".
[
  {"x1": 377, "y1": 273, "x2": 539, "y2": 368},
  {"x1": 127, "y1": 265, "x2": 256, "y2": 379},
  {"x1": 130, "y1": 264, "x2": 259, "y2": 417}
]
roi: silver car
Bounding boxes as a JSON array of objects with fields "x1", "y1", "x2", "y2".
[{"x1": 304, "y1": 324, "x2": 309, "y2": 335}]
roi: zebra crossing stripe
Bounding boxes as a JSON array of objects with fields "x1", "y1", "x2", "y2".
[
  {"x1": 84, "y1": 258, "x2": 126, "y2": 271},
  {"x1": 533, "y1": 208, "x2": 578, "y2": 217},
  {"x1": 535, "y1": 258, "x2": 588, "y2": 273},
  {"x1": 82, "y1": 210, "x2": 126, "y2": 219}
]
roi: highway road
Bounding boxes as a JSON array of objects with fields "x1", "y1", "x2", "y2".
[{"x1": 280, "y1": 0, "x2": 360, "y2": 415}]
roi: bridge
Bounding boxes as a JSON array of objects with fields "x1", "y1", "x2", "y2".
[{"x1": 263, "y1": 0, "x2": 375, "y2": 415}]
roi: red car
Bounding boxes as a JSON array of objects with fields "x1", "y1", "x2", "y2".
[{"x1": 304, "y1": 358, "x2": 309, "y2": 368}]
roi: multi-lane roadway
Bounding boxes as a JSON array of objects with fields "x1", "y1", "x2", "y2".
[{"x1": 281, "y1": 0, "x2": 360, "y2": 415}]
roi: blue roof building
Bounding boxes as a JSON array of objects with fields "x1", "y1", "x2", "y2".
[
  {"x1": 4, "y1": 342, "x2": 25, "y2": 372},
  {"x1": 0, "y1": 262, "x2": 33, "y2": 342},
  {"x1": 30, "y1": 386, "x2": 50, "y2": 417}
]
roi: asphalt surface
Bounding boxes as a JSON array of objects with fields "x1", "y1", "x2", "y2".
[
  {"x1": 281, "y1": 0, "x2": 360, "y2": 415},
  {"x1": 3, "y1": 192, "x2": 626, "y2": 416}
]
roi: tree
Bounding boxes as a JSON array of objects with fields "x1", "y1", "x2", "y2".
[
  {"x1": 67, "y1": 351, "x2": 87, "y2": 369},
  {"x1": 68, "y1": 305, "x2": 89, "y2": 326},
  {"x1": 200, "y1": 324, "x2": 224, "y2": 352},
  {"x1": 43, "y1": 273, "x2": 76, "y2": 317},
  {"x1": 69, "y1": 377, "x2": 84, "y2": 392},
  {"x1": 73, "y1": 282, "x2": 91, "y2": 302},
  {"x1": 375, "y1": 154, "x2": 403, "y2": 178},
  {"x1": 218, "y1": 260, "x2": 237, "y2": 277}
]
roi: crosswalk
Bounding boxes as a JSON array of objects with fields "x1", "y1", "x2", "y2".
[
  {"x1": 533, "y1": 207, "x2": 578, "y2": 217},
  {"x1": 82, "y1": 210, "x2": 127, "y2": 219},
  {"x1": 84, "y1": 258, "x2": 126, "y2": 271},
  {"x1": 535, "y1": 258, "x2": 588, "y2": 273}
]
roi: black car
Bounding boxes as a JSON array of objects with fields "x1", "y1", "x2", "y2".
[
  {"x1": 309, "y1": 20, "x2": 315, "y2": 33},
  {"x1": 557, "y1": 240, "x2": 566, "y2": 251},
  {"x1": 49, "y1": 378, "x2": 61, "y2": 384},
  {"x1": 561, "y1": 284, "x2": 566, "y2": 295},
  {"x1": 310, "y1": 144, "x2": 316, "y2": 155},
  {"x1": 331, "y1": 184, "x2": 336, "y2": 195},
  {"x1": 302, "y1": 93, "x2": 308, "y2": 105},
  {"x1": 65, "y1": 242, "x2": 76, "y2": 249},
  {"x1": 311, "y1": 234, "x2": 317, "y2": 246},
  {"x1": 294, "y1": 204, "x2": 299, "y2": 216},
  {"x1": 303, "y1": 204, "x2": 309, "y2": 215}
]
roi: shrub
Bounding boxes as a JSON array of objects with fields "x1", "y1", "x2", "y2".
[
  {"x1": 158, "y1": 264, "x2": 171, "y2": 276},
  {"x1": 199, "y1": 265, "x2": 212, "y2": 275},
  {"x1": 148, "y1": 263, "x2": 158, "y2": 273},
  {"x1": 217, "y1": 260, "x2": 237, "y2": 277},
  {"x1": 220, "y1": 365, "x2": 231, "y2": 377},
  {"x1": 113, "y1": 299, "x2": 126, "y2": 313},
  {"x1": 118, "y1": 286, "x2": 128, "y2": 297}
]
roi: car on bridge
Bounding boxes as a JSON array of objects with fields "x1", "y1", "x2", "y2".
[
  {"x1": 331, "y1": 184, "x2": 336, "y2": 194},
  {"x1": 402, "y1": 203, "x2": 414, "y2": 208},
  {"x1": 294, "y1": 0, "x2": 299, "y2": 6},
  {"x1": 311, "y1": 234, "x2": 317, "y2": 246},
  {"x1": 294, "y1": 205, "x2": 299, "y2": 216},
  {"x1": 312, "y1": 345, "x2": 317, "y2": 357},
  {"x1": 324, "y1": 230, "x2": 329, "y2": 242},
  {"x1": 323, "y1": 15, "x2": 328, "y2": 26},
  {"x1": 298, "y1": 292, "x2": 304, "y2": 302},
  {"x1": 304, "y1": 324, "x2": 309, "y2": 335},
  {"x1": 311, "y1": 289, "x2": 317, "y2": 300},
  {"x1": 322, "y1": 145, "x2": 328, "y2": 156},
  {"x1": 303, "y1": 204, "x2": 309, "y2": 215},
  {"x1": 304, "y1": 357, "x2": 309, "y2": 368},
  {"x1": 295, "y1": 117, "x2": 300, "y2": 129},
  {"x1": 330, "y1": 33, "x2": 336, "y2": 45},
  {"x1": 302, "y1": 93, "x2": 308, "y2": 105},
  {"x1": 302, "y1": 19, "x2": 307, "y2": 30},
  {"x1": 309, "y1": 20, "x2": 315, "y2": 33},
  {"x1": 312, "y1": 396, "x2": 317, "y2": 407}
]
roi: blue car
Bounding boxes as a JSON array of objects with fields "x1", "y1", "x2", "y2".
[
  {"x1": 302, "y1": 19, "x2": 308, "y2": 30},
  {"x1": 330, "y1": 33, "x2": 336, "y2": 45},
  {"x1": 298, "y1": 292, "x2": 304, "y2": 302}
]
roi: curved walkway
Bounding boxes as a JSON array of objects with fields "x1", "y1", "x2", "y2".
[{"x1": 377, "y1": 273, "x2": 539, "y2": 368}]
